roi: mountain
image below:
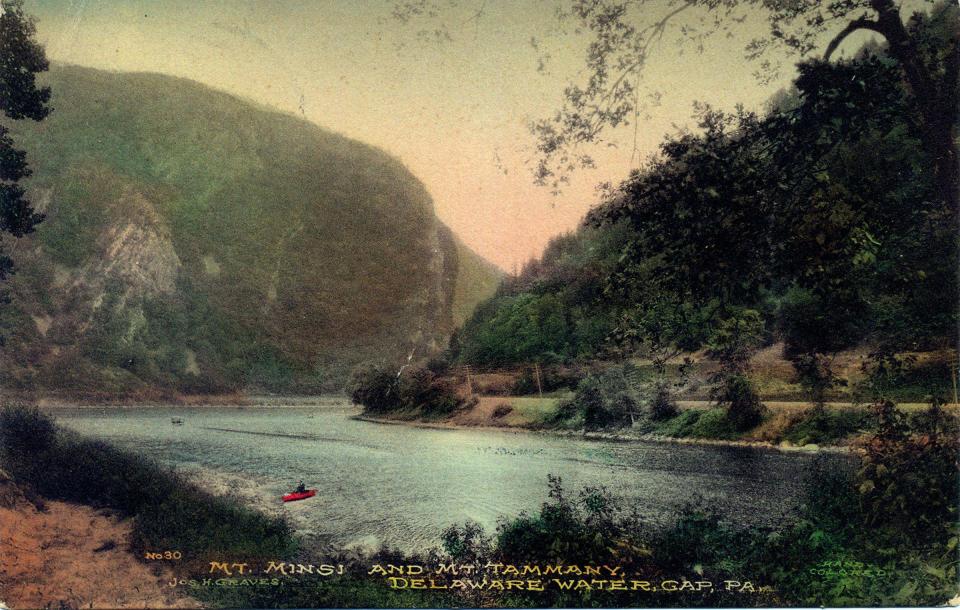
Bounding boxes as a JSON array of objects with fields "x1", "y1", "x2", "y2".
[{"x1": 0, "y1": 64, "x2": 501, "y2": 397}]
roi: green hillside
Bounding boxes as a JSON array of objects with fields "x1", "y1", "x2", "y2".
[{"x1": 0, "y1": 64, "x2": 499, "y2": 397}]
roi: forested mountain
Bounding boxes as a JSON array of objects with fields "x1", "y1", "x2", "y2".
[
  {"x1": 454, "y1": 8, "x2": 957, "y2": 413},
  {"x1": 0, "y1": 64, "x2": 500, "y2": 397}
]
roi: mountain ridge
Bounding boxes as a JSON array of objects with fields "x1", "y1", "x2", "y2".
[{"x1": 0, "y1": 63, "x2": 500, "y2": 396}]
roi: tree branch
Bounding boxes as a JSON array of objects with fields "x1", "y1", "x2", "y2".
[{"x1": 823, "y1": 15, "x2": 884, "y2": 60}]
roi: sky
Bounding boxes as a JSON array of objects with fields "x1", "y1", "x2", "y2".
[{"x1": 22, "y1": 0, "x2": 888, "y2": 271}]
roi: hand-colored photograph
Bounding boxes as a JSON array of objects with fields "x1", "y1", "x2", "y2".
[{"x1": 0, "y1": 0, "x2": 956, "y2": 608}]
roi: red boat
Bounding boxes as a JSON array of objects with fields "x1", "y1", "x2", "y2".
[{"x1": 282, "y1": 489, "x2": 317, "y2": 502}]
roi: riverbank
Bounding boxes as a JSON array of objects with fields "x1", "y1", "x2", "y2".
[
  {"x1": 27, "y1": 394, "x2": 349, "y2": 409},
  {"x1": 0, "y1": 469, "x2": 198, "y2": 609},
  {"x1": 5, "y1": 403, "x2": 955, "y2": 608},
  {"x1": 351, "y1": 413, "x2": 855, "y2": 453},
  {"x1": 354, "y1": 397, "x2": 957, "y2": 451}
]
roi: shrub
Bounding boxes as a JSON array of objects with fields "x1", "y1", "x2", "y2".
[
  {"x1": 562, "y1": 365, "x2": 640, "y2": 430},
  {"x1": 398, "y1": 366, "x2": 469, "y2": 417},
  {"x1": 347, "y1": 362, "x2": 399, "y2": 413},
  {"x1": 494, "y1": 476, "x2": 645, "y2": 567},
  {"x1": 0, "y1": 406, "x2": 294, "y2": 563},
  {"x1": 713, "y1": 373, "x2": 766, "y2": 431},
  {"x1": 706, "y1": 311, "x2": 768, "y2": 431},
  {"x1": 349, "y1": 363, "x2": 472, "y2": 417},
  {"x1": 689, "y1": 408, "x2": 739, "y2": 439},
  {"x1": 857, "y1": 400, "x2": 959, "y2": 546},
  {"x1": 648, "y1": 381, "x2": 679, "y2": 420},
  {"x1": 654, "y1": 408, "x2": 701, "y2": 437},
  {"x1": 441, "y1": 520, "x2": 492, "y2": 563},
  {"x1": 782, "y1": 407, "x2": 873, "y2": 445},
  {"x1": 0, "y1": 405, "x2": 56, "y2": 457}
]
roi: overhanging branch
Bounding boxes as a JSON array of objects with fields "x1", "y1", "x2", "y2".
[{"x1": 823, "y1": 15, "x2": 885, "y2": 60}]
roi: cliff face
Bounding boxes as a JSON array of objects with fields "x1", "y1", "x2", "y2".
[{"x1": 0, "y1": 65, "x2": 500, "y2": 396}]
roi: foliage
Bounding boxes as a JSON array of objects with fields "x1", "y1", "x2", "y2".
[
  {"x1": 348, "y1": 363, "x2": 401, "y2": 414},
  {"x1": 2, "y1": 64, "x2": 501, "y2": 395},
  {"x1": 0, "y1": 406, "x2": 294, "y2": 562},
  {"x1": 652, "y1": 408, "x2": 702, "y2": 438},
  {"x1": 454, "y1": 222, "x2": 635, "y2": 366},
  {"x1": 395, "y1": 0, "x2": 957, "y2": 208},
  {"x1": 706, "y1": 312, "x2": 767, "y2": 430},
  {"x1": 0, "y1": 0, "x2": 50, "y2": 280},
  {"x1": 555, "y1": 363, "x2": 641, "y2": 430},
  {"x1": 454, "y1": 25, "x2": 955, "y2": 423},
  {"x1": 349, "y1": 362, "x2": 471, "y2": 418},
  {"x1": 782, "y1": 407, "x2": 873, "y2": 446},
  {"x1": 856, "y1": 399, "x2": 959, "y2": 546},
  {"x1": 648, "y1": 380, "x2": 679, "y2": 421},
  {"x1": 442, "y1": 520, "x2": 493, "y2": 564}
]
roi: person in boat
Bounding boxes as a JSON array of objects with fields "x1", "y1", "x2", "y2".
[{"x1": 295, "y1": 480, "x2": 306, "y2": 494}]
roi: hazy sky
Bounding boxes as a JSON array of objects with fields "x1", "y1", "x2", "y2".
[{"x1": 24, "y1": 0, "x2": 887, "y2": 270}]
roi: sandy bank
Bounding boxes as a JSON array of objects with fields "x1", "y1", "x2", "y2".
[{"x1": 0, "y1": 472, "x2": 199, "y2": 609}]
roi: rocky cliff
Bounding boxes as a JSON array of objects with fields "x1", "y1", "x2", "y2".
[{"x1": 0, "y1": 65, "x2": 500, "y2": 397}]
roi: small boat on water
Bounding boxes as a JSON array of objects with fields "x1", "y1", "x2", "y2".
[
  {"x1": 282, "y1": 489, "x2": 317, "y2": 502},
  {"x1": 171, "y1": 418, "x2": 184, "y2": 425}
]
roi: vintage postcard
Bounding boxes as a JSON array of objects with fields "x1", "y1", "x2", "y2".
[{"x1": 0, "y1": 0, "x2": 956, "y2": 608}]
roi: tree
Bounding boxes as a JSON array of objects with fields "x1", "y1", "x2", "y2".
[
  {"x1": 705, "y1": 309, "x2": 767, "y2": 430},
  {"x1": 393, "y1": 1, "x2": 956, "y2": 207},
  {"x1": 543, "y1": 0, "x2": 956, "y2": 207},
  {"x1": 0, "y1": 0, "x2": 50, "y2": 280}
]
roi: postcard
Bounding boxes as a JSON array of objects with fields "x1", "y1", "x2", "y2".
[{"x1": 0, "y1": 0, "x2": 956, "y2": 608}]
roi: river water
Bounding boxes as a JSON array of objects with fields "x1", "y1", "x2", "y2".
[{"x1": 53, "y1": 400, "x2": 846, "y2": 552}]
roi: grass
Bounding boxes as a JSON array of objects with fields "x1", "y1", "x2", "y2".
[
  {"x1": 3, "y1": 404, "x2": 954, "y2": 608},
  {"x1": 0, "y1": 406, "x2": 295, "y2": 567},
  {"x1": 0, "y1": 405, "x2": 459, "y2": 608},
  {"x1": 502, "y1": 396, "x2": 564, "y2": 427},
  {"x1": 780, "y1": 407, "x2": 874, "y2": 446},
  {"x1": 492, "y1": 389, "x2": 957, "y2": 445}
]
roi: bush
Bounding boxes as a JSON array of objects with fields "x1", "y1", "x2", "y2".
[
  {"x1": 349, "y1": 363, "x2": 472, "y2": 418},
  {"x1": 857, "y1": 400, "x2": 959, "y2": 546},
  {"x1": 0, "y1": 406, "x2": 294, "y2": 564},
  {"x1": 0, "y1": 405, "x2": 56, "y2": 457},
  {"x1": 649, "y1": 381, "x2": 680, "y2": 420},
  {"x1": 398, "y1": 366, "x2": 469, "y2": 417},
  {"x1": 782, "y1": 407, "x2": 873, "y2": 445},
  {"x1": 689, "y1": 408, "x2": 739, "y2": 439},
  {"x1": 441, "y1": 520, "x2": 492, "y2": 563},
  {"x1": 560, "y1": 365, "x2": 640, "y2": 430},
  {"x1": 714, "y1": 373, "x2": 766, "y2": 431},
  {"x1": 654, "y1": 409, "x2": 701, "y2": 437},
  {"x1": 347, "y1": 362, "x2": 400, "y2": 413},
  {"x1": 494, "y1": 476, "x2": 646, "y2": 568}
]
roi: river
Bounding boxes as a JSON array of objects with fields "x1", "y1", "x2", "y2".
[{"x1": 52, "y1": 400, "x2": 847, "y2": 552}]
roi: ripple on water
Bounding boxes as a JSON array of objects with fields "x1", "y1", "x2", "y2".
[{"x1": 54, "y1": 403, "x2": 851, "y2": 552}]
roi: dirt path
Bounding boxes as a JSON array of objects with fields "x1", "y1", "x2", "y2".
[{"x1": 0, "y1": 474, "x2": 198, "y2": 609}]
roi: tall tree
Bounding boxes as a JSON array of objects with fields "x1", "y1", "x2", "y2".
[
  {"x1": 0, "y1": 0, "x2": 50, "y2": 279},
  {"x1": 393, "y1": 1, "x2": 957, "y2": 207}
]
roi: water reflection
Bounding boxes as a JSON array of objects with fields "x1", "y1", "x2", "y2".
[{"x1": 53, "y1": 402, "x2": 851, "y2": 552}]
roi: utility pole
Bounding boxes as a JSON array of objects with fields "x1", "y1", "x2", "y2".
[
  {"x1": 951, "y1": 363, "x2": 958, "y2": 407},
  {"x1": 465, "y1": 365, "x2": 474, "y2": 397},
  {"x1": 534, "y1": 362, "x2": 543, "y2": 399}
]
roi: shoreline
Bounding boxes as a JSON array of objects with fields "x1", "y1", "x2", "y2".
[
  {"x1": 351, "y1": 414, "x2": 856, "y2": 454},
  {"x1": 23, "y1": 393, "x2": 350, "y2": 409}
]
